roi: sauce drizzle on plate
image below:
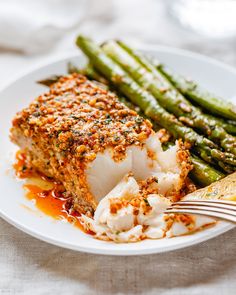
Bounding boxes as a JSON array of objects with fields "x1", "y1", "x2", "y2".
[{"x1": 14, "y1": 151, "x2": 93, "y2": 234}]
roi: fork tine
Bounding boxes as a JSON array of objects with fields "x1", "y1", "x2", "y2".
[
  {"x1": 168, "y1": 205, "x2": 236, "y2": 216},
  {"x1": 171, "y1": 201, "x2": 236, "y2": 211},
  {"x1": 177, "y1": 199, "x2": 236, "y2": 204},
  {"x1": 165, "y1": 208, "x2": 236, "y2": 223}
]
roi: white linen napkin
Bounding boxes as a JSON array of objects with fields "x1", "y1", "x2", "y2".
[{"x1": 0, "y1": 0, "x2": 88, "y2": 53}]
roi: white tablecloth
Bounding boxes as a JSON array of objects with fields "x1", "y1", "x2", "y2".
[{"x1": 0, "y1": 1, "x2": 235, "y2": 294}]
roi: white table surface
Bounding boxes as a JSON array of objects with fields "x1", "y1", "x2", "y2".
[{"x1": 0, "y1": 1, "x2": 235, "y2": 294}]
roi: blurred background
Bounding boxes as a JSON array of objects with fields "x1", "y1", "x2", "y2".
[
  {"x1": 1, "y1": 0, "x2": 236, "y2": 85},
  {"x1": 1, "y1": 1, "x2": 236, "y2": 294}
]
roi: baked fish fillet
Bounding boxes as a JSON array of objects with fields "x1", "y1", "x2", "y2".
[{"x1": 10, "y1": 74, "x2": 191, "y2": 214}]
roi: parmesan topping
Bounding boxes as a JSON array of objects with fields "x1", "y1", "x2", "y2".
[{"x1": 12, "y1": 74, "x2": 153, "y2": 163}]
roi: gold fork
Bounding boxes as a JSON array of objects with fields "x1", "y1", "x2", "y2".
[{"x1": 165, "y1": 199, "x2": 236, "y2": 223}]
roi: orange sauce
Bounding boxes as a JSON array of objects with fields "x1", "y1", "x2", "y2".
[
  {"x1": 14, "y1": 151, "x2": 90, "y2": 233},
  {"x1": 24, "y1": 183, "x2": 84, "y2": 231}
]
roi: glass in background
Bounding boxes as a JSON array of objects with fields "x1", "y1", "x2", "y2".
[{"x1": 167, "y1": 0, "x2": 236, "y2": 39}]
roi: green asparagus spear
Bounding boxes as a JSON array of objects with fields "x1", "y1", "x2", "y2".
[
  {"x1": 117, "y1": 40, "x2": 236, "y2": 137},
  {"x1": 119, "y1": 41, "x2": 236, "y2": 122},
  {"x1": 225, "y1": 120, "x2": 236, "y2": 134},
  {"x1": 76, "y1": 35, "x2": 235, "y2": 172},
  {"x1": 155, "y1": 62, "x2": 236, "y2": 121},
  {"x1": 103, "y1": 41, "x2": 236, "y2": 156},
  {"x1": 205, "y1": 116, "x2": 236, "y2": 135},
  {"x1": 155, "y1": 62, "x2": 236, "y2": 134},
  {"x1": 189, "y1": 155, "x2": 224, "y2": 186},
  {"x1": 155, "y1": 66, "x2": 236, "y2": 135},
  {"x1": 119, "y1": 44, "x2": 236, "y2": 134},
  {"x1": 82, "y1": 63, "x2": 109, "y2": 85}
]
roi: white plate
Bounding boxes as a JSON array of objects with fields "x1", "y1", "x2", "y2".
[{"x1": 0, "y1": 46, "x2": 235, "y2": 256}]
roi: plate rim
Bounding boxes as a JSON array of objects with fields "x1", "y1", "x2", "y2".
[
  {"x1": 0, "y1": 209, "x2": 234, "y2": 256},
  {"x1": 0, "y1": 44, "x2": 235, "y2": 255},
  {"x1": 2, "y1": 43, "x2": 236, "y2": 94}
]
